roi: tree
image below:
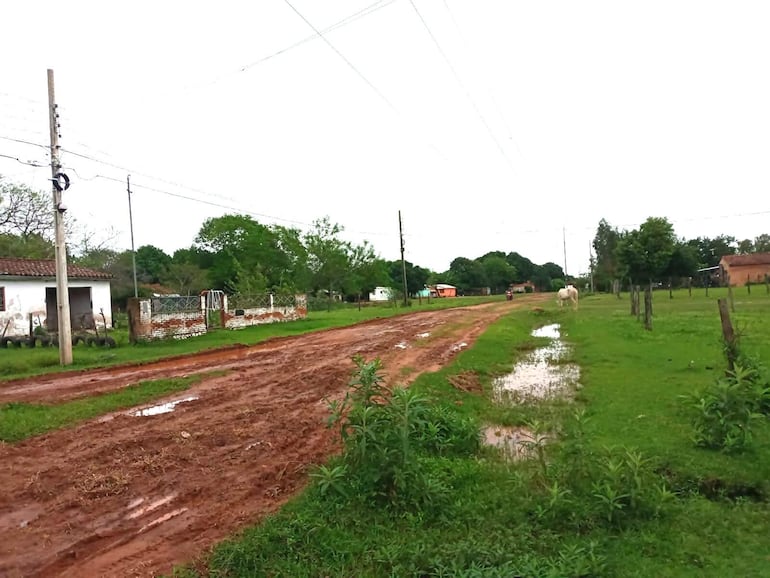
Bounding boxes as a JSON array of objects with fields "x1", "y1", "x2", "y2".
[
  {"x1": 685, "y1": 235, "x2": 736, "y2": 268},
  {"x1": 737, "y1": 239, "x2": 754, "y2": 254},
  {"x1": 664, "y1": 241, "x2": 699, "y2": 279},
  {"x1": 386, "y1": 260, "x2": 431, "y2": 297},
  {"x1": 480, "y1": 254, "x2": 517, "y2": 294},
  {"x1": 592, "y1": 218, "x2": 621, "y2": 291},
  {"x1": 304, "y1": 217, "x2": 352, "y2": 307},
  {"x1": 0, "y1": 178, "x2": 54, "y2": 239},
  {"x1": 754, "y1": 234, "x2": 770, "y2": 253},
  {"x1": 616, "y1": 217, "x2": 677, "y2": 283},
  {"x1": 161, "y1": 262, "x2": 208, "y2": 296},
  {"x1": 505, "y1": 252, "x2": 536, "y2": 283},
  {"x1": 347, "y1": 244, "x2": 388, "y2": 302},
  {"x1": 447, "y1": 257, "x2": 487, "y2": 292},
  {"x1": 135, "y1": 245, "x2": 172, "y2": 284}
]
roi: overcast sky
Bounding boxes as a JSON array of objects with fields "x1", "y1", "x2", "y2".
[{"x1": 2, "y1": 1, "x2": 769, "y2": 277}]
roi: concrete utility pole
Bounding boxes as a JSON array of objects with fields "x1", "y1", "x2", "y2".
[
  {"x1": 47, "y1": 69, "x2": 73, "y2": 365},
  {"x1": 399, "y1": 210, "x2": 408, "y2": 307},
  {"x1": 127, "y1": 175, "x2": 138, "y2": 298},
  {"x1": 562, "y1": 226, "x2": 568, "y2": 279}
]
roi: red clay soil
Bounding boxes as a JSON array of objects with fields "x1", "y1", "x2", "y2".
[{"x1": 0, "y1": 296, "x2": 546, "y2": 577}]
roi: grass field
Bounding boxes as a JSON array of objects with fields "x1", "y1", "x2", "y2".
[
  {"x1": 175, "y1": 287, "x2": 770, "y2": 577},
  {"x1": 0, "y1": 295, "x2": 504, "y2": 382}
]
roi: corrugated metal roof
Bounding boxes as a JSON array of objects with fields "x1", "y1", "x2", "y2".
[
  {"x1": 0, "y1": 257, "x2": 112, "y2": 279},
  {"x1": 720, "y1": 253, "x2": 770, "y2": 267}
]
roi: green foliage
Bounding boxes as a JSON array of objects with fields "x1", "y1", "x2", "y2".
[
  {"x1": 322, "y1": 355, "x2": 480, "y2": 513},
  {"x1": 684, "y1": 364, "x2": 769, "y2": 452},
  {"x1": 616, "y1": 217, "x2": 676, "y2": 282}
]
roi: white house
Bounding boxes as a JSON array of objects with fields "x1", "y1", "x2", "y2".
[
  {"x1": 0, "y1": 258, "x2": 113, "y2": 338},
  {"x1": 369, "y1": 286, "x2": 395, "y2": 302}
]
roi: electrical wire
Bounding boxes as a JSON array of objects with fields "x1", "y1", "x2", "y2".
[
  {"x1": 0, "y1": 153, "x2": 48, "y2": 168},
  {"x1": 407, "y1": 0, "x2": 517, "y2": 175},
  {"x1": 283, "y1": 0, "x2": 399, "y2": 114},
  {"x1": 0, "y1": 135, "x2": 50, "y2": 150}
]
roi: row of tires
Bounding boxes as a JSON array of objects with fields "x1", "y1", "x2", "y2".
[{"x1": 0, "y1": 335, "x2": 117, "y2": 349}]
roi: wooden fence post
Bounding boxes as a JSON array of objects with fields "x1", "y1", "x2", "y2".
[
  {"x1": 766, "y1": 274, "x2": 769, "y2": 295},
  {"x1": 635, "y1": 285, "x2": 641, "y2": 321},
  {"x1": 643, "y1": 287, "x2": 652, "y2": 330},
  {"x1": 717, "y1": 298, "x2": 737, "y2": 372},
  {"x1": 669, "y1": 277, "x2": 673, "y2": 299},
  {"x1": 747, "y1": 274, "x2": 752, "y2": 295},
  {"x1": 728, "y1": 284, "x2": 735, "y2": 313},
  {"x1": 688, "y1": 276, "x2": 692, "y2": 297}
]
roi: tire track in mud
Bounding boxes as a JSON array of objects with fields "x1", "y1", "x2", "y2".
[{"x1": 0, "y1": 296, "x2": 545, "y2": 577}]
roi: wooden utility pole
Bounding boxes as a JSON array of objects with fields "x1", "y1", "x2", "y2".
[
  {"x1": 718, "y1": 298, "x2": 737, "y2": 372},
  {"x1": 588, "y1": 241, "x2": 594, "y2": 293},
  {"x1": 127, "y1": 175, "x2": 138, "y2": 298},
  {"x1": 48, "y1": 69, "x2": 73, "y2": 365},
  {"x1": 399, "y1": 210, "x2": 408, "y2": 307}
]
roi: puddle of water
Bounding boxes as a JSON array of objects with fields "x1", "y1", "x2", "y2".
[
  {"x1": 451, "y1": 342, "x2": 468, "y2": 352},
  {"x1": 394, "y1": 342, "x2": 407, "y2": 349},
  {"x1": 416, "y1": 332, "x2": 430, "y2": 338},
  {"x1": 133, "y1": 396, "x2": 198, "y2": 416},
  {"x1": 493, "y1": 324, "x2": 580, "y2": 403},
  {"x1": 126, "y1": 494, "x2": 176, "y2": 520},
  {"x1": 481, "y1": 425, "x2": 549, "y2": 461}
]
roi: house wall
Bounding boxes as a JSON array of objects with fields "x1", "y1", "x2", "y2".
[
  {"x1": 0, "y1": 278, "x2": 112, "y2": 338},
  {"x1": 723, "y1": 264, "x2": 770, "y2": 286},
  {"x1": 223, "y1": 294, "x2": 307, "y2": 329},
  {"x1": 368, "y1": 287, "x2": 393, "y2": 302}
]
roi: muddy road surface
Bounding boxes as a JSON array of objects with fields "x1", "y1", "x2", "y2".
[{"x1": 0, "y1": 296, "x2": 544, "y2": 577}]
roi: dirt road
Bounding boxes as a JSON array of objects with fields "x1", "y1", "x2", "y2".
[{"x1": 0, "y1": 297, "x2": 543, "y2": 577}]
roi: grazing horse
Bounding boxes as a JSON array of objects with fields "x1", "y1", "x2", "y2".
[{"x1": 557, "y1": 284, "x2": 579, "y2": 310}]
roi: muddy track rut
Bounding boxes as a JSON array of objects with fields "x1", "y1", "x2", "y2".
[{"x1": 0, "y1": 297, "x2": 544, "y2": 577}]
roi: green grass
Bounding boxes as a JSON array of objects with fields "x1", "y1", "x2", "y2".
[
  {"x1": 0, "y1": 295, "x2": 505, "y2": 382},
  {"x1": 0, "y1": 373, "x2": 217, "y2": 442},
  {"x1": 172, "y1": 287, "x2": 770, "y2": 578}
]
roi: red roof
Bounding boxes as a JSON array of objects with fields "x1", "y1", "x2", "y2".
[
  {"x1": 0, "y1": 258, "x2": 112, "y2": 279},
  {"x1": 720, "y1": 253, "x2": 770, "y2": 267}
]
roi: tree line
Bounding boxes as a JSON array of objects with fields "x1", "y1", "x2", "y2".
[
  {"x1": 592, "y1": 216, "x2": 770, "y2": 291},
  {"x1": 1, "y1": 176, "x2": 572, "y2": 308}
]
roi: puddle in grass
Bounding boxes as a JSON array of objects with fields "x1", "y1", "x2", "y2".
[
  {"x1": 493, "y1": 323, "x2": 580, "y2": 403},
  {"x1": 133, "y1": 396, "x2": 199, "y2": 416},
  {"x1": 481, "y1": 426, "x2": 549, "y2": 461}
]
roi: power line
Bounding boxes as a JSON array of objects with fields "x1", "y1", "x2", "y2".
[
  {"x1": 407, "y1": 0, "x2": 517, "y2": 175},
  {"x1": 0, "y1": 152, "x2": 48, "y2": 168},
  {"x1": 0, "y1": 134, "x2": 50, "y2": 150},
  {"x1": 283, "y1": 0, "x2": 400, "y2": 114},
  {"x1": 440, "y1": 0, "x2": 525, "y2": 161}
]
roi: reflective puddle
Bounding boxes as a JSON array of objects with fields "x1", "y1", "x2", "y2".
[
  {"x1": 492, "y1": 323, "x2": 580, "y2": 404},
  {"x1": 481, "y1": 425, "x2": 548, "y2": 461},
  {"x1": 133, "y1": 396, "x2": 199, "y2": 416}
]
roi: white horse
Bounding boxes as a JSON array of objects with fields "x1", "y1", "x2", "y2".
[{"x1": 557, "y1": 284, "x2": 579, "y2": 310}]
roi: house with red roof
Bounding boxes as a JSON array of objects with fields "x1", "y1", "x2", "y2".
[
  {"x1": 719, "y1": 253, "x2": 770, "y2": 286},
  {"x1": 0, "y1": 257, "x2": 113, "y2": 338}
]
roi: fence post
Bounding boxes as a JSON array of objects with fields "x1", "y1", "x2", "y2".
[
  {"x1": 766, "y1": 274, "x2": 769, "y2": 295},
  {"x1": 669, "y1": 277, "x2": 673, "y2": 299},
  {"x1": 728, "y1": 284, "x2": 735, "y2": 313},
  {"x1": 747, "y1": 275, "x2": 752, "y2": 295},
  {"x1": 688, "y1": 276, "x2": 692, "y2": 297},
  {"x1": 717, "y1": 298, "x2": 737, "y2": 372},
  {"x1": 643, "y1": 287, "x2": 652, "y2": 330}
]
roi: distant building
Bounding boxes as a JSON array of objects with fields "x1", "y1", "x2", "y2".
[
  {"x1": 719, "y1": 253, "x2": 770, "y2": 286},
  {"x1": 369, "y1": 286, "x2": 394, "y2": 302},
  {"x1": 429, "y1": 283, "x2": 457, "y2": 298},
  {"x1": 510, "y1": 281, "x2": 536, "y2": 293},
  {"x1": 0, "y1": 257, "x2": 113, "y2": 337}
]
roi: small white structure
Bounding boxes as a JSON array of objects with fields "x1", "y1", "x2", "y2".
[
  {"x1": 369, "y1": 286, "x2": 395, "y2": 302},
  {"x1": 0, "y1": 258, "x2": 113, "y2": 337}
]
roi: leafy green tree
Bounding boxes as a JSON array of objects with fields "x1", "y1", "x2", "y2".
[
  {"x1": 592, "y1": 218, "x2": 621, "y2": 291},
  {"x1": 386, "y1": 260, "x2": 431, "y2": 296},
  {"x1": 754, "y1": 234, "x2": 770, "y2": 253},
  {"x1": 447, "y1": 257, "x2": 487, "y2": 292},
  {"x1": 135, "y1": 245, "x2": 172, "y2": 284},
  {"x1": 685, "y1": 235, "x2": 736, "y2": 268},
  {"x1": 737, "y1": 239, "x2": 754, "y2": 254},
  {"x1": 616, "y1": 217, "x2": 677, "y2": 283},
  {"x1": 505, "y1": 251, "x2": 536, "y2": 282},
  {"x1": 347, "y1": 244, "x2": 388, "y2": 301},
  {"x1": 480, "y1": 254, "x2": 517, "y2": 293},
  {"x1": 0, "y1": 232, "x2": 54, "y2": 258},
  {"x1": 304, "y1": 217, "x2": 352, "y2": 306},
  {"x1": 161, "y1": 262, "x2": 208, "y2": 295},
  {"x1": 664, "y1": 241, "x2": 699, "y2": 279}
]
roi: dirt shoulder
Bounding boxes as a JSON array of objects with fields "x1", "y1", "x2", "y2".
[{"x1": 0, "y1": 295, "x2": 545, "y2": 577}]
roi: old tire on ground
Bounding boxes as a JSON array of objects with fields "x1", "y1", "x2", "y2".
[
  {"x1": 72, "y1": 335, "x2": 86, "y2": 346},
  {"x1": 12, "y1": 337, "x2": 23, "y2": 348},
  {"x1": 0, "y1": 337, "x2": 12, "y2": 348},
  {"x1": 36, "y1": 335, "x2": 51, "y2": 347},
  {"x1": 104, "y1": 336, "x2": 117, "y2": 348}
]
